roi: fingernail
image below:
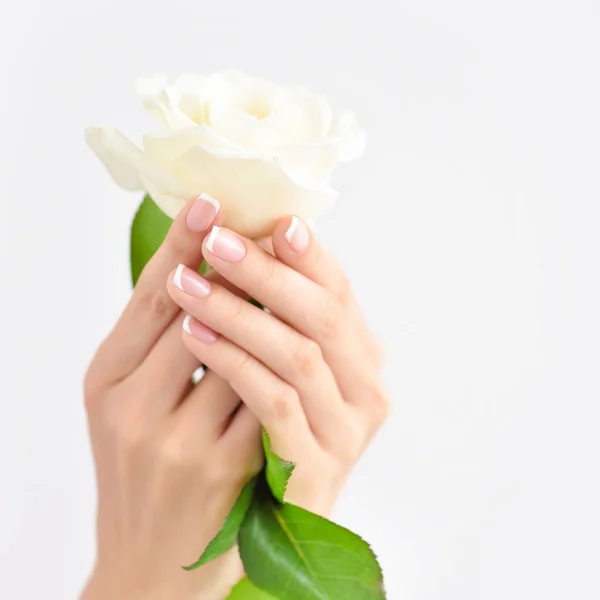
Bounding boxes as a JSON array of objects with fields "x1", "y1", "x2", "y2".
[
  {"x1": 285, "y1": 216, "x2": 310, "y2": 252},
  {"x1": 183, "y1": 315, "x2": 218, "y2": 343},
  {"x1": 186, "y1": 193, "x2": 220, "y2": 232},
  {"x1": 173, "y1": 264, "x2": 211, "y2": 297},
  {"x1": 205, "y1": 226, "x2": 247, "y2": 262}
]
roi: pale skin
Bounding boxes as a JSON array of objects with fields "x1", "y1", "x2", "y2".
[{"x1": 81, "y1": 194, "x2": 389, "y2": 600}]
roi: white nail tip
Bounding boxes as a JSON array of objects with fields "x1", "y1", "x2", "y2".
[
  {"x1": 285, "y1": 216, "x2": 299, "y2": 244},
  {"x1": 199, "y1": 193, "x2": 220, "y2": 212},
  {"x1": 205, "y1": 226, "x2": 221, "y2": 253},
  {"x1": 173, "y1": 264, "x2": 185, "y2": 290},
  {"x1": 182, "y1": 315, "x2": 192, "y2": 334}
]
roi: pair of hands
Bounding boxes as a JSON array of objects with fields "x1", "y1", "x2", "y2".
[{"x1": 82, "y1": 194, "x2": 389, "y2": 600}]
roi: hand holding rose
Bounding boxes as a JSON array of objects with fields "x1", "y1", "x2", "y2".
[
  {"x1": 84, "y1": 71, "x2": 385, "y2": 599},
  {"x1": 81, "y1": 195, "x2": 388, "y2": 599},
  {"x1": 170, "y1": 195, "x2": 389, "y2": 517}
]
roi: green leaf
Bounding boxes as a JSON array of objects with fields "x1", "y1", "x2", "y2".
[
  {"x1": 262, "y1": 430, "x2": 295, "y2": 504},
  {"x1": 239, "y1": 484, "x2": 386, "y2": 600},
  {"x1": 183, "y1": 477, "x2": 258, "y2": 571},
  {"x1": 227, "y1": 577, "x2": 278, "y2": 599},
  {"x1": 130, "y1": 194, "x2": 173, "y2": 286}
]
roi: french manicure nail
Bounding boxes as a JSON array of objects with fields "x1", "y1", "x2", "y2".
[
  {"x1": 186, "y1": 193, "x2": 220, "y2": 232},
  {"x1": 173, "y1": 264, "x2": 211, "y2": 297},
  {"x1": 285, "y1": 216, "x2": 310, "y2": 252},
  {"x1": 183, "y1": 315, "x2": 218, "y2": 343},
  {"x1": 205, "y1": 226, "x2": 247, "y2": 262}
]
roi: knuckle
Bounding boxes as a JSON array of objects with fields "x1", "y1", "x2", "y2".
[
  {"x1": 83, "y1": 366, "x2": 103, "y2": 413},
  {"x1": 319, "y1": 295, "x2": 343, "y2": 338},
  {"x1": 157, "y1": 434, "x2": 195, "y2": 470},
  {"x1": 166, "y1": 229, "x2": 191, "y2": 258},
  {"x1": 368, "y1": 383, "x2": 391, "y2": 424},
  {"x1": 83, "y1": 341, "x2": 114, "y2": 407},
  {"x1": 226, "y1": 297, "x2": 249, "y2": 331},
  {"x1": 258, "y1": 257, "x2": 277, "y2": 285},
  {"x1": 337, "y1": 275, "x2": 353, "y2": 302},
  {"x1": 96, "y1": 386, "x2": 150, "y2": 450},
  {"x1": 293, "y1": 340, "x2": 323, "y2": 377},
  {"x1": 331, "y1": 418, "x2": 368, "y2": 464},
  {"x1": 372, "y1": 340, "x2": 385, "y2": 369},
  {"x1": 270, "y1": 386, "x2": 300, "y2": 422},
  {"x1": 203, "y1": 460, "x2": 234, "y2": 488},
  {"x1": 118, "y1": 426, "x2": 146, "y2": 453},
  {"x1": 108, "y1": 410, "x2": 146, "y2": 451},
  {"x1": 337, "y1": 441, "x2": 361, "y2": 466},
  {"x1": 233, "y1": 349, "x2": 254, "y2": 377},
  {"x1": 337, "y1": 421, "x2": 365, "y2": 464},
  {"x1": 139, "y1": 287, "x2": 174, "y2": 320}
]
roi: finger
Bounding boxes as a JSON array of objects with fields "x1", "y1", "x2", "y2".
[
  {"x1": 167, "y1": 265, "x2": 346, "y2": 444},
  {"x1": 131, "y1": 268, "x2": 248, "y2": 417},
  {"x1": 273, "y1": 216, "x2": 383, "y2": 368},
  {"x1": 171, "y1": 370, "x2": 243, "y2": 440},
  {"x1": 90, "y1": 194, "x2": 221, "y2": 386},
  {"x1": 123, "y1": 312, "x2": 199, "y2": 419},
  {"x1": 201, "y1": 226, "x2": 373, "y2": 405},
  {"x1": 180, "y1": 316, "x2": 313, "y2": 453},
  {"x1": 273, "y1": 216, "x2": 352, "y2": 301},
  {"x1": 219, "y1": 405, "x2": 263, "y2": 477},
  {"x1": 202, "y1": 225, "x2": 332, "y2": 338}
]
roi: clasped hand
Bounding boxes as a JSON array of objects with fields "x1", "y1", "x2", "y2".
[{"x1": 82, "y1": 195, "x2": 389, "y2": 600}]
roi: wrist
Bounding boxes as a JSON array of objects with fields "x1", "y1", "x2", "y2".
[
  {"x1": 81, "y1": 548, "x2": 244, "y2": 600},
  {"x1": 81, "y1": 571, "x2": 153, "y2": 600}
]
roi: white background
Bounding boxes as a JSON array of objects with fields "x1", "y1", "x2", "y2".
[{"x1": 1, "y1": 1, "x2": 599, "y2": 598}]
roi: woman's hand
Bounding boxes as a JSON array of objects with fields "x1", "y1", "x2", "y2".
[
  {"x1": 82, "y1": 196, "x2": 263, "y2": 600},
  {"x1": 167, "y1": 215, "x2": 389, "y2": 516}
]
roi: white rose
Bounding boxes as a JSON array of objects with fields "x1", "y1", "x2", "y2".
[{"x1": 86, "y1": 70, "x2": 366, "y2": 237}]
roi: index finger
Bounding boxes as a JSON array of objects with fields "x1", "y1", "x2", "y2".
[
  {"x1": 201, "y1": 225, "x2": 340, "y2": 347},
  {"x1": 88, "y1": 194, "x2": 220, "y2": 387}
]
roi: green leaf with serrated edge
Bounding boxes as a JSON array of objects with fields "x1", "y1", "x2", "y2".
[
  {"x1": 262, "y1": 430, "x2": 295, "y2": 503},
  {"x1": 183, "y1": 477, "x2": 258, "y2": 571},
  {"x1": 226, "y1": 577, "x2": 278, "y2": 599},
  {"x1": 239, "y1": 483, "x2": 386, "y2": 600},
  {"x1": 130, "y1": 194, "x2": 210, "y2": 287}
]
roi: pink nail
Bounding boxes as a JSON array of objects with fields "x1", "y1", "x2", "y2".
[
  {"x1": 284, "y1": 216, "x2": 310, "y2": 252},
  {"x1": 183, "y1": 315, "x2": 218, "y2": 343},
  {"x1": 186, "y1": 193, "x2": 220, "y2": 232},
  {"x1": 173, "y1": 264, "x2": 211, "y2": 297},
  {"x1": 205, "y1": 226, "x2": 247, "y2": 262}
]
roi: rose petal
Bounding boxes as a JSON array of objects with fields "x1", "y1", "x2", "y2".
[
  {"x1": 136, "y1": 74, "x2": 196, "y2": 129},
  {"x1": 171, "y1": 144, "x2": 338, "y2": 237},
  {"x1": 85, "y1": 126, "x2": 145, "y2": 190},
  {"x1": 209, "y1": 105, "x2": 269, "y2": 152},
  {"x1": 172, "y1": 73, "x2": 210, "y2": 124},
  {"x1": 265, "y1": 88, "x2": 332, "y2": 143},
  {"x1": 139, "y1": 176, "x2": 188, "y2": 219},
  {"x1": 143, "y1": 126, "x2": 254, "y2": 164},
  {"x1": 271, "y1": 142, "x2": 339, "y2": 185},
  {"x1": 85, "y1": 126, "x2": 197, "y2": 216}
]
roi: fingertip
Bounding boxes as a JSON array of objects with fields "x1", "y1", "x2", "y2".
[
  {"x1": 279, "y1": 215, "x2": 311, "y2": 253},
  {"x1": 182, "y1": 314, "x2": 192, "y2": 334},
  {"x1": 173, "y1": 264, "x2": 185, "y2": 290},
  {"x1": 183, "y1": 316, "x2": 219, "y2": 344},
  {"x1": 186, "y1": 194, "x2": 221, "y2": 232}
]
